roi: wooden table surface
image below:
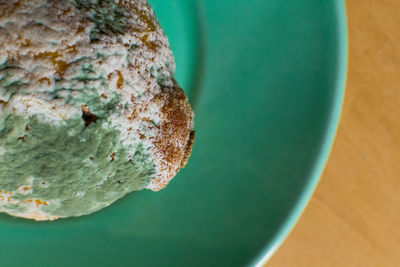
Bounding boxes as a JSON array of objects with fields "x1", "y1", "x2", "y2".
[{"x1": 266, "y1": 0, "x2": 400, "y2": 266}]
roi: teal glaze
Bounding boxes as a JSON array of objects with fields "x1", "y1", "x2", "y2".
[{"x1": 0, "y1": 0, "x2": 347, "y2": 266}]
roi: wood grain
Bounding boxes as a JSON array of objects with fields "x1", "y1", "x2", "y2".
[{"x1": 266, "y1": 0, "x2": 400, "y2": 266}]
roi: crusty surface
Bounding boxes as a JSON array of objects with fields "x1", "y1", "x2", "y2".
[{"x1": 0, "y1": 0, "x2": 194, "y2": 220}]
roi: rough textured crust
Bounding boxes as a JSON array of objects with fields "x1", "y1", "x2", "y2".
[
  {"x1": 0, "y1": 0, "x2": 194, "y2": 220},
  {"x1": 145, "y1": 78, "x2": 194, "y2": 191}
]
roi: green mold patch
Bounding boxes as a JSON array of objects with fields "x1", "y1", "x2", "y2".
[
  {"x1": 0, "y1": 113, "x2": 155, "y2": 218},
  {"x1": 71, "y1": 0, "x2": 129, "y2": 38}
]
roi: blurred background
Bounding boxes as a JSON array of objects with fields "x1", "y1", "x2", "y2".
[{"x1": 265, "y1": 0, "x2": 400, "y2": 266}]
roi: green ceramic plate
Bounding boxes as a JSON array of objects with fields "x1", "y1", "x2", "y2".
[{"x1": 0, "y1": 0, "x2": 347, "y2": 266}]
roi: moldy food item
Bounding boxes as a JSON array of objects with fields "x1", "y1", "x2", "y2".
[{"x1": 0, "y1": 0, "x2": 195, "y2": 220}]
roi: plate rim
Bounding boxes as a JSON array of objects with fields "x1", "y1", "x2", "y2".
[{"x1": 252, "y1": 0, "x2": 348, "y2": 265}]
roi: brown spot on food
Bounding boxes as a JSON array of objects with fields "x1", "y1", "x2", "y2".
[
  {"x1": 0, "y1": 99, "x2": 7, "y2": 105},
  {"x1": 100, "y1": 93, "x2": 108, "y2": 99},
  {"x1": 138, "y1": 9, "x2": 156, "y2": 32},
  {"x1": 130, "y1": 59, "x2": 140, "y2": 69},
  {"x1": 17, "y1": 136, "x2": 25, "y2": 141},
  {"x1": 25, "y1": 124, "x2": 30, "y2": 131},
  {"x1": 143, "y1": 116, "x2": 154, "y2": 124},
  {"x1": 181, "y1": 131, "x2": 196, "y2": 168},
  {"x1": 140, "y1": 34, "x2": 159, "y2": 51},
  {"x1": 21, "y1": 38, "x2": 31, "y2": 48},
  {"x1": 116, "y1": 180, "x2": 121, "y2": 184},
  {"x1": 89, "y1": 156, "x2": 94, "y2": 160},
  {"x1": 125, "y1": 4, "x2": 157, "y2": 32},
  {"x1": 116, "y1": 70, "x2": 124, "y2": 89},
  {"x1": 54, "y1": 60, "x2": 68, "y2": 76},
  {"x1": 35, "y1": 199, "x2": 48, "y2": 207},
  {"x1": 81, "y1": 105, "x2": 98, "y2": 126},
  {"x1": 58, "y1": 7, "x2": 72, "y2": 19},
  {"x1": 65, "y1": 45, "x2": 77, "y2": 54},
  {"x1": 76, "y1": 25, "x2": 85, "y2": 34},
  {"x1": 6, "y1": 50, "x2": 19, "y2": 61},
  {"x1": 23, "y1": 186, "x2": 30, "y2": 191},
  {"x1": 110, "y1": 152, "x2": 116, "y2": 162},
  {"x1": 128, "y1": 108, "x2": 138, "y2": 121},
  {"x1": 34, "y1": 51, "x2": 69, "y2": 76},
  {"x1": 38, "y1": 77, "x2": 52, "y2": 86},
  {"x1": 138, "y1": 132, "x2": 146, "y2": 140}
]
